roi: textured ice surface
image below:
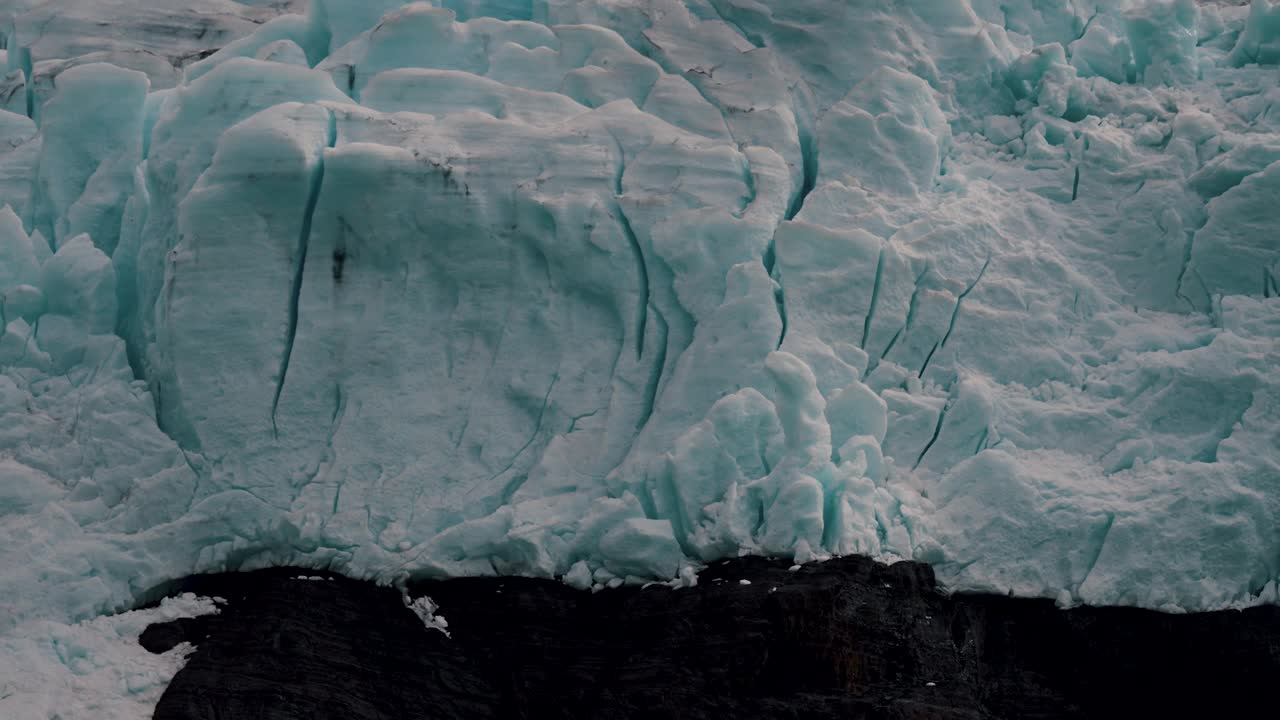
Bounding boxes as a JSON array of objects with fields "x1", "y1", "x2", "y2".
[
  {"x1": 0, "y1": 593, "x2": 219, "y2": 720},
  {"x1": 0, "y1": 0, "x2": 1277, "y2": 646}
]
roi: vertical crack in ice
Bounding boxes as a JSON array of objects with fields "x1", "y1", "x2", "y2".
[
  {"x1": 903, "y1": 266, "x2": 931, "y2": 329},
  {"x1": 773, "y1": 280, "x2": 787, "y2": 350},
  {"x1": 913, "y1": 398, "x2": 949, "y2": 471},
  {"x1": 311, "y1": 381, "x2": 346, "y2": 511},
  {"x1": 879, "y1": 264, "x2": 930, "y2": 365},
  {"x1": 178, "y1": 451, "x2": 202, "y2": 512},
  {"x1": 1070, "y1": 132, "x2": 1087, "y2": 201},
  {"x1": 768, "y1": 89, "x2": 818, "y2": 352},
  {"x1": 16, "y1": 46, "x2": 33, "y2": 119},
  {"x1": 878, "y1": 326, "x2": 903, "y2": 362},
  {"x1": 861, "y1": 244, "x2": 887, "y2": 349},
  {"x1": 615, "y1": 205, "x2": 649, "y2": 360},
  {"x1": 659, "y1": 458, "x2": 696, "y2": 557},
  {"x1": 635, "y1": 17, "x2": 814, "y2": 248},
  {"x1": 607, "y1": 133, "x2": 650, "y2": 361},
  {"x1": 972, "y1": 426, "x2": 990, "y2": 456},
  {"x1": 940, "y1": 255, "x2": 991, "y2": 350},
  {"x1": 765, "y1": 238, "x2": 787, "y2": 350},
  {"x1": 1174, "y1": 228, "x2": 1198, "y2": 312},
  {"x1": 736, "y1": 150, "x2": 756, "y2": 217},
  {"x1": 15, "y1": 316, "x2": 37, "y2": 366},
  {"x1": 635, "y1": 308, "x2": 668, "y2": 434},
  {"x1": 0, "y1": 81, "x2": 20, "y2": 117},
  {"x1": 331, "y1": 471, "x2": 346, "y2": 514},
  {"x1": 783, "y1": 89, "x2": 818, "y2": 222},
  {"x1": 1203, "y1": 400, "x2": 1252, "y2": 464},
  {"x1": 918, "y1": 341, "x2": 940, "y2": 378},
  {"x1": 271, "y1": 109, "x2": 336, "y2": 439},
  {"x1": 1078, "y1": 512, "x2": 1116, "y2": 591},
  {"x1": 495, "y1": 372, "x2": 559, "y2": 505},
  {"x1": 65, "y1": 371, "x2": 83, "y2": 436},
  {"x1": 762, "y1": 233, "x2": 777, "y2": 276},
  {"x1": 1073, "y1": 8, "x2": 1100, "y2": 48}
]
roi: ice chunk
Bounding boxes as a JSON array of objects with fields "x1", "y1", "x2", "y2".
[
  {"x1": 983, "y1": 115, "x2": 1023, "y2": 145},
  {"x1": 827, "y1": 381, "x2": 888, "y2": 448},
  {"x1": 254, "y1": 39, "x2": 310, "y2": 67},
  {"x1": 1125, "y1": 0, "x2": 1200, "y2": 85},
  {"x1": 40, "y1": 234, "x2": 116, "y2": 333},
  {"x1": 405, "y1": 594, "x2": 450, "y2": 636},
  {"x1": 1228, "y1": 0, "x2": 1280, "y2": 66},
  {"x1": 185, "y1": 15, "x2": 320, "y2": 82},
  {"x1": 310, "y1": 0, "x2": 424, "y2": 55},
  {"x1": 0, "y1": 206, "x2": 43, "y2": 290},
  {"x1": 1071, "y1": 14, "x2": 1136, "y2": 84},
  {"x1": 34, "y1": 63, "x2": 148, "y2": 253},
  {"x1": 563, "y1": 560, "x2": 593, "y2": 590},
  {"x1": 1183, "y1": 160, "x2": 1280, "y2": 305},
  {"x1": 773, "y1": 221, "x2": 882, "y2": 395},
  {"x1": 1189, "y1": 140, "x2": 1280, "y2": 198},
  {"x1": 0, "y1": 111, "x2": 39, "y2": 224},
  {"x1": 598, "y1": 517, "x2": 683, "y2": 579},
  {"x1": 819, "y1": 66, "x2": 950, "y2": 197},
  {"x1": 316, "y1": 3, "x2": 557, "y2": 100}
]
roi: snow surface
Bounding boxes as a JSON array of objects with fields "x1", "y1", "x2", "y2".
[
  {"x1": 0, "y1": 593, "x2": 220, "y2": 720},
  {"x1": 0, "y1": 0, "x2": 1278, "y2": 660}
]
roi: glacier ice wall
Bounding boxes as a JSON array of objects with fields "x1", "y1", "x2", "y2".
[{"x1": 0, "y1": 0, "x2": 1278, "y2": 628}]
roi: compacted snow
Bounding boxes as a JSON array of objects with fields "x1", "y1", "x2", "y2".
[
  {"x1": 1, "y1": 2, "x2": 1278, "y2": 684},
  {"x1": 0, "y1": 593, "x2": 220, "y2": 719}
]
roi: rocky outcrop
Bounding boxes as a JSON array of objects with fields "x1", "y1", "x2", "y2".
[{"x1": 143, "y1": 556, "x2": 1280, "y2": 719}]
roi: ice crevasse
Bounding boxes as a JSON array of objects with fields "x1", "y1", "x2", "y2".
[{"x1": 0, "y1": 0, "x2": 1278, "y2": 635}]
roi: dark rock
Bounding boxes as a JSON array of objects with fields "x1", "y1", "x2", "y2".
[
  {"x1": 139, "y1": 615, "x2": 215, "y2": 654},
  {"x1": 145, "y1": 556, "x2": 1280, "y2": 720},
  {"x1": 147, "y1": 569, "x2": 495, "y2": 720}
]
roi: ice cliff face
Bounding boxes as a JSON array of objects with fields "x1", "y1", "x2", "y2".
[{"x1": 0, "y1": 0, "x2": 1278, "y2": 632}]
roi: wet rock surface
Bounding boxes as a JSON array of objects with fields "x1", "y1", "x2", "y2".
[{"x1": 144, "y1": 556, "x2": 1280, "y2": 719}]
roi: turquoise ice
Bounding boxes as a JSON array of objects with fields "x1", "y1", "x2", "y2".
[{"x1": 1, "y1": 7, "x2": 1278, "y2": 691}]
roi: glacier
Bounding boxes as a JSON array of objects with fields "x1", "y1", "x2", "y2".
[{"x1": 0, "y1": 0, "x2": 1278, "y2": 674}]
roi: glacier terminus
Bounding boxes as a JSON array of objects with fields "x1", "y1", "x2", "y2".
[{"x1": 0, "y1": 1, "x2": 1278, "y2": 714}]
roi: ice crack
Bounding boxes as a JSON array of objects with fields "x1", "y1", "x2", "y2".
[
  {"x1": 939, "y1": 255, "x2": 991, "y2": 350},
  {"x1": 271, "y1": 108, "x2": 336, "y2": 438}
]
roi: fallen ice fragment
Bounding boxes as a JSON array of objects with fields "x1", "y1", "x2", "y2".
[{"x1": 404, "y1": 595, "x2": 450, "y2": 637}]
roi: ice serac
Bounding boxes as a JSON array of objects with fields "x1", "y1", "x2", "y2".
[
  {"x1": 3, "y1": 0, "x2": 307, "y2": 121},
  {"x1": 34, "y1": 62, "x2": 148, "y2": 254},
  {"x1": 0, "y1": 0, "x2": 1278, "y2": 656}
]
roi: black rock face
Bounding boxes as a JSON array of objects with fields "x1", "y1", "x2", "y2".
[{"x1": 145, "y1": 557, "x2": 1280, "y2": 720}]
